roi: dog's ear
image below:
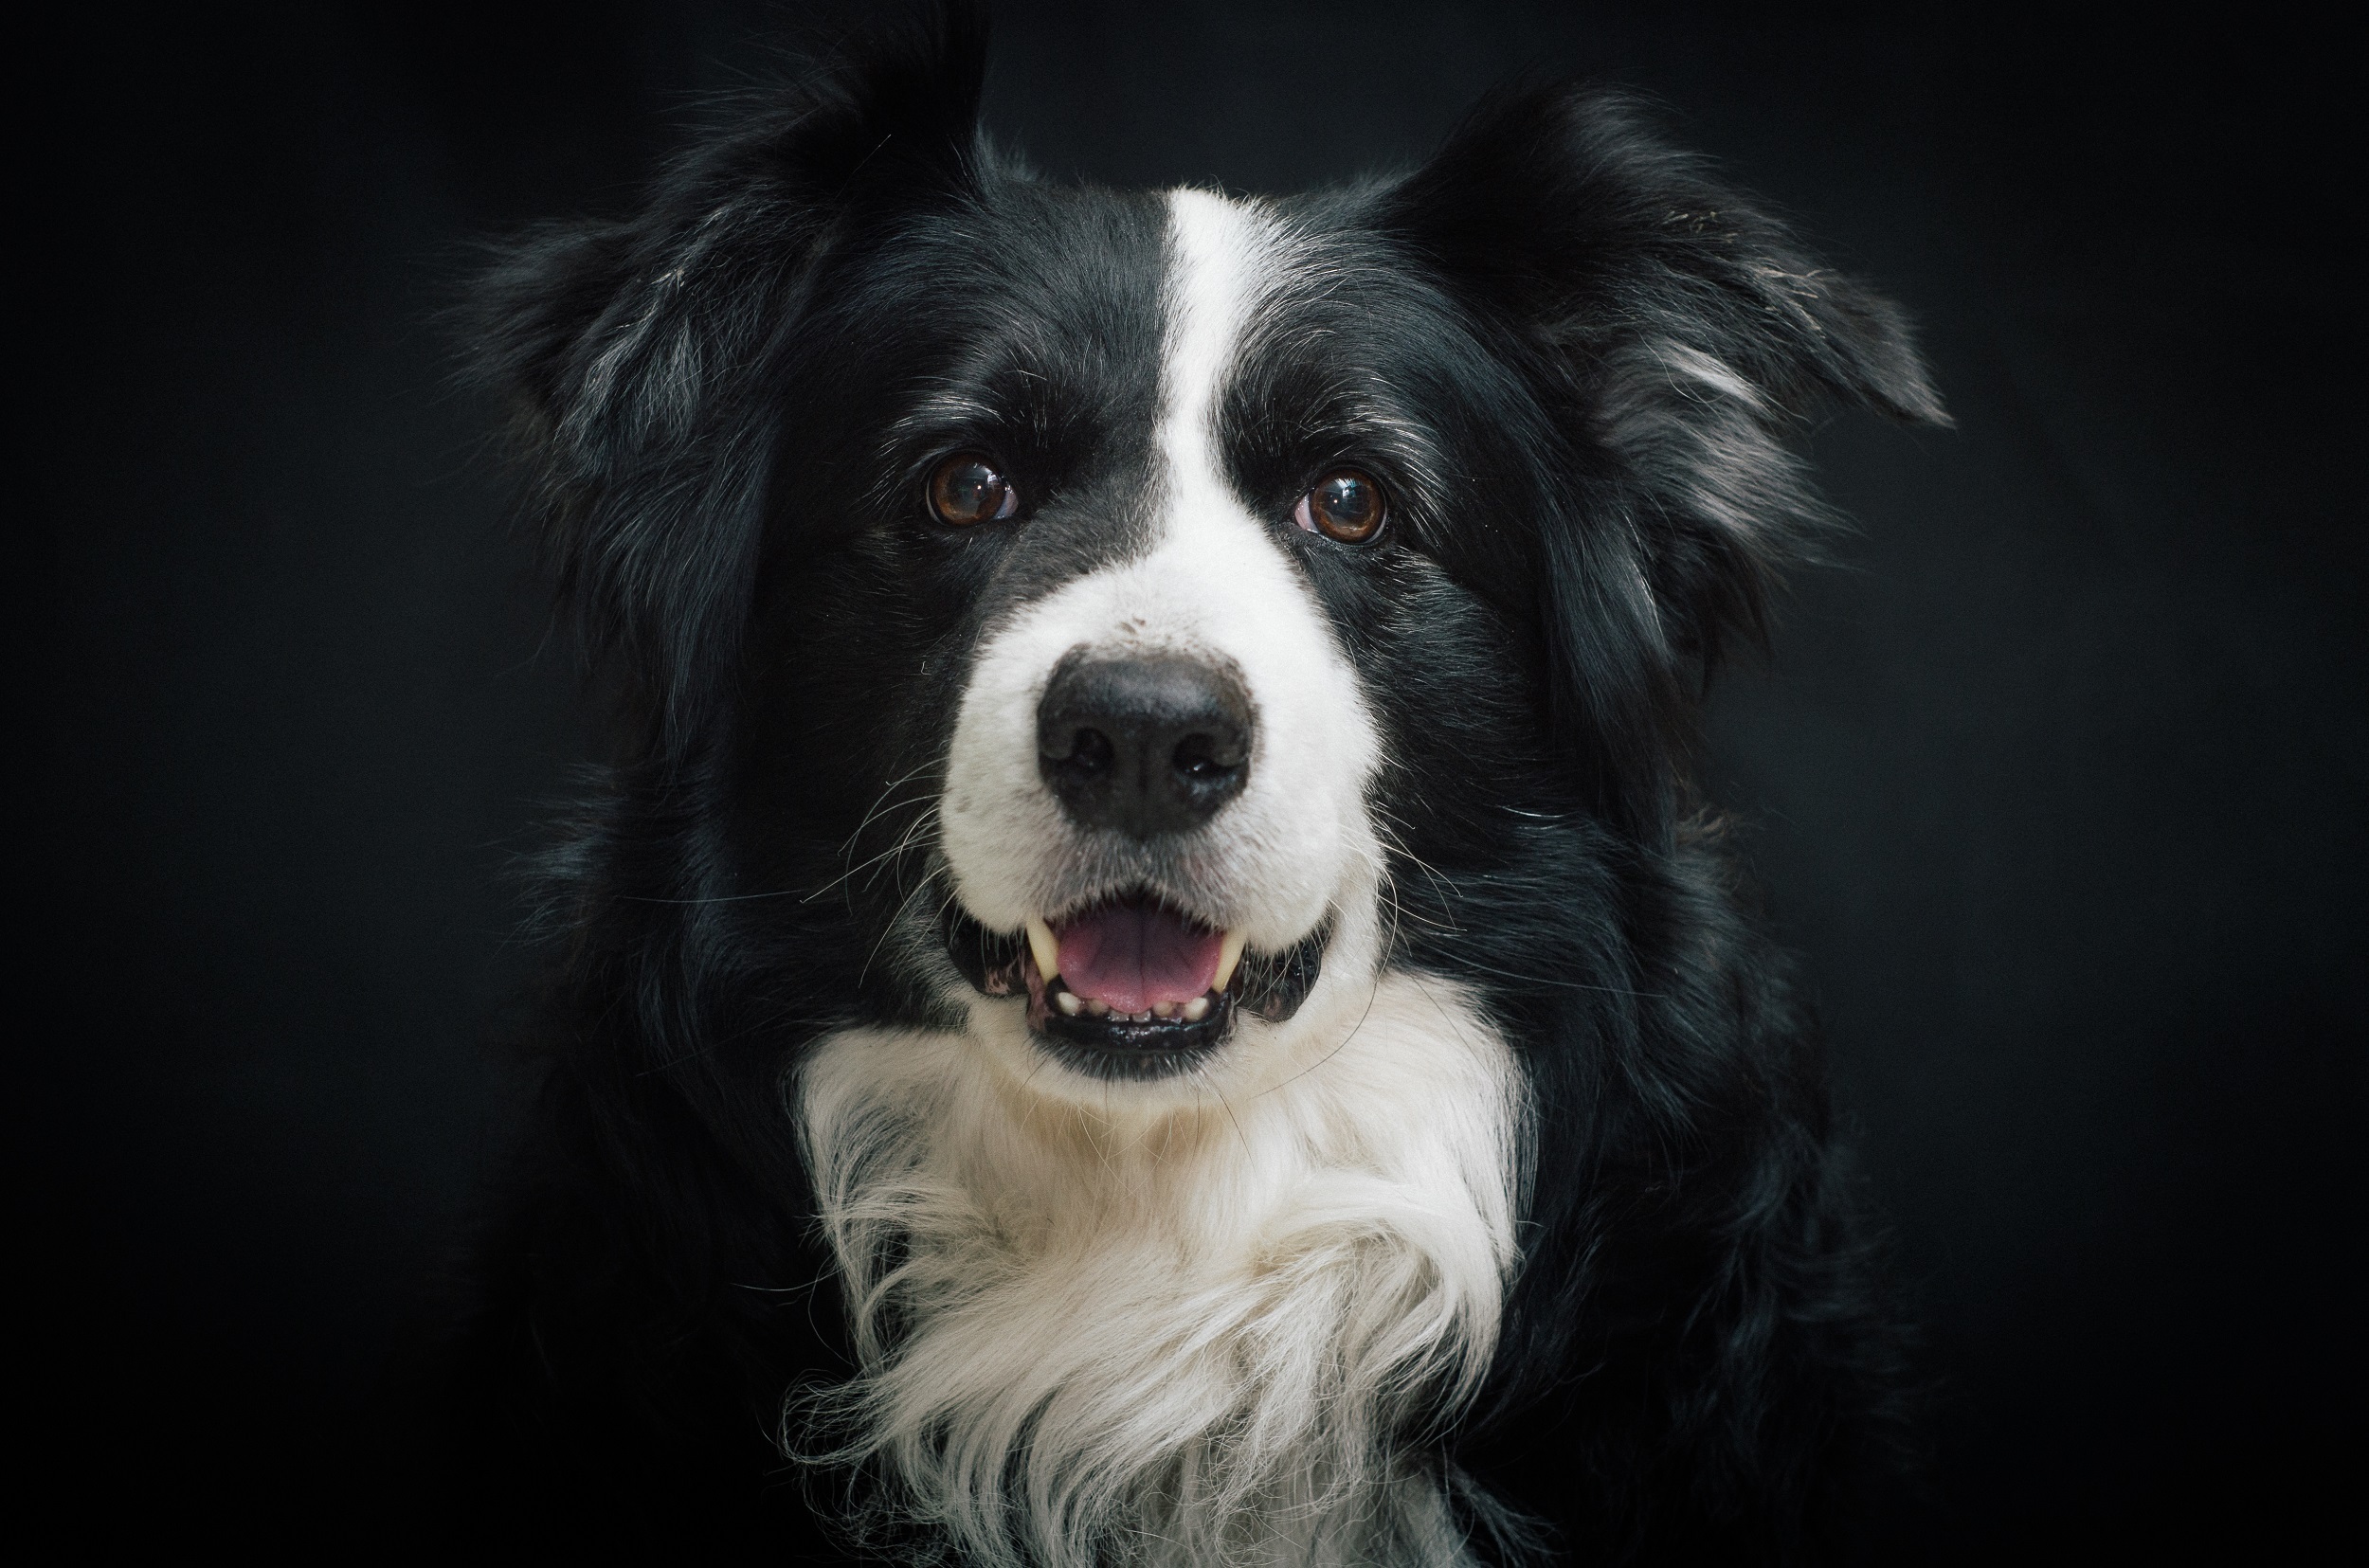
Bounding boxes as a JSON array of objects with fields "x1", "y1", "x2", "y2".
[
  {"x1": 466, "y1": 2, "x2": 989, "y2": 758},
  {"x1": 1379, "y1": 85, "x2": 1944, "y2": 838}
]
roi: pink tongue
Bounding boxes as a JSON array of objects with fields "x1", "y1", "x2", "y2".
[{"x1": 1055, "y1": 900, "x2": 1222, "y2": 1014}]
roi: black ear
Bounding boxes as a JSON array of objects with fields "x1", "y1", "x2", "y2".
[
  {"x1": 1380, "y1": 85, "x2": 1944, "y2": 836},
  {"x1": 464, "y1": 2, "x2": 990, "y2": 759}
]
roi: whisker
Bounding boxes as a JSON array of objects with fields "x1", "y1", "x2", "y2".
[
  {"x1": 1192, "y1": 1062, "x2": 1256, "y2": 1163},
  {"x1": 1257, "y1": 966, "x2": 1387, "y2": 1100},
  {"x1": 834, "y1": 755, "x2": 947, "y2": 862},
  {"x1": 874, "y1": 805, "x2": 944, "y2": 899},
  {"x1": 808, "y1": 812, "x2": 937, "y2": 906},
  {"x1": 857, "y1": 869, "x2": 941, "y2": 989},
  {"x1": 818, "y1": 785, "x2": 944, "y2": 891}
]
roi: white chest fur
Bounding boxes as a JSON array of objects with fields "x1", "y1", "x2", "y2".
[{"x1": 795, "y1": 972, "x2": 1526, "y2": 1568}]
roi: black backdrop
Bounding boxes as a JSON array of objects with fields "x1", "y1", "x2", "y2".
[{"x1": 26, "y1": 2, "x2": 2362, "y2": 1557}]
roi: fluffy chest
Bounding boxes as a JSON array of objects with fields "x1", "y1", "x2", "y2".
[{"x1": 794, "y1": 970, "x2": 1525, "y2": 1568}]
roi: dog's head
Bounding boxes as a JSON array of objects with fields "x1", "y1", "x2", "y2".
[{"x1": 474, "y1": 6, "x2": 1941, "y2": 1095}]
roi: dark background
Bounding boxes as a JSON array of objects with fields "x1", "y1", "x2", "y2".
[{"x1": 25, "y1": 2, "x2": 2362, "y2": 1557}]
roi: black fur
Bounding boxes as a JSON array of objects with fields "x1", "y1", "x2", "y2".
[{"x1": 423, "y1": 7, "x2": 1944, "y2": 1561}]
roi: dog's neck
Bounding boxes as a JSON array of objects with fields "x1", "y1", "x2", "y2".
[{"x1": 795, "y1": 969, "x2": 1525, "y2": 1568}]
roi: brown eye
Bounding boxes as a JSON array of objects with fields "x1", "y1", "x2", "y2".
[
  {"x1": 928, "y1": 454, "x2": 1019, "y2": 526},
  {"x1": 1293, "y1": 468, "x2": 1385, "y2": 543}
]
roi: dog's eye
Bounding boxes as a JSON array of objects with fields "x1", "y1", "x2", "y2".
[
  {"x1": 928, "y1": 454, "x2": 1020, "y2": 526},
  {"x1": 1293, "y1": 469, "x2": 1384, "y2": 544}
]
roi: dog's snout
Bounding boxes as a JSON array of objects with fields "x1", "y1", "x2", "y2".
[{"x1": 1038, "y1": 651, "x2": 1254, "y2": 838}]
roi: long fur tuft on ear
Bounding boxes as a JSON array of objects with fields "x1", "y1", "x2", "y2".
[
  {"x1": 462, "y1": 2, "x2": 990, "y2": 763},
  {"x1": 1382, "y1": 85, "x2": 1944, "y2": 838}
]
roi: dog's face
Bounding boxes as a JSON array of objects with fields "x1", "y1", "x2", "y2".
[
  {"x1": 755, "y1": 177, "x2": 1577, "y2": 1091},
  {"x1": 476, "y1": 14, "x2": 1939, "y2": 1096}
]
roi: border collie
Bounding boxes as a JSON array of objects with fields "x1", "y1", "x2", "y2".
[{"x1": 436, "y1": 7, "x2": 1944, "y2": 1562}]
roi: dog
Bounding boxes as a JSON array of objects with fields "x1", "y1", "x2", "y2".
[{"x1": 433, "y1": 7, "x2": 1944, "y2": 1562}]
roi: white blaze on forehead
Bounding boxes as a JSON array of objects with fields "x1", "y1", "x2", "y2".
[
  {"x1": 936, "y1": 186, "x2": 1380, "y2": 965},
  {"x1": 1158, "y1": 187, "x2": 1270, "y2": 500}
]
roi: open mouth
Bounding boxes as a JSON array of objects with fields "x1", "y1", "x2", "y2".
[
  {"x1": 1025, "y1": 896, "x2": 1239, "y2": 1046},
  {"x1": 942, "y1": 890, "x2": 1329, "y2": 1078}
]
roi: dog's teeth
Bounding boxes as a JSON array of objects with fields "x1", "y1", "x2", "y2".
[
  {"x1": 1151, "y1": 1001, "x2": 1175, "y2": 1018},
  {"x1": 1130, "y1": 1010, "x2": 1151, "y2": 1022},
  {"x1": 1055, "y1": 990, "x2": 1082, "y2": 1017},
  {"x1": 1213, "y1": 929, "x2": 1246, "y2": 993},
  {"x1": 1182, "y1": 996, "x2": 1210, "y2": 1022},
  {"x1": 1085, "y1": 998, "x2": 1110, "y2": 1018},
  {"x1": 1024, "y1": 916, "x2": 1060, "y2": 983}
]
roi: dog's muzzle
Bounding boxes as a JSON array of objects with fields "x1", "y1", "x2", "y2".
[{"x1": 939, "y1": 646, "x2": 1325, "y2": 1076}]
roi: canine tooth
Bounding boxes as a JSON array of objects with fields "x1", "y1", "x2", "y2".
[
  {"x1": 1152, "y1": 1001, "x2": 1175, "y2": 1018},
  {"x1": 1132, "y1": 1010, "x2": 1152, "y2": 1022},
  {"x1": 1024, "y1": 916, "x2": 1060, "y2": 982},
  {"x1": 1213, "y1": 928, "x2": 1246, "y2": 993},
  {"x1": 1182, "y1": 996, "x2": 1210, "y2": 1022},
  {"x1": 1085, "y1": 998, "x2": 1110, "y2": 1017},
  {"x1": 1056, "y1": 990, "x2": 1082, "y2": 1017}
]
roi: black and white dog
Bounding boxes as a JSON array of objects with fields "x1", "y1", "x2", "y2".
[{"x1": 439, "y1": 7, "x2": 1944, "y2": 1562}]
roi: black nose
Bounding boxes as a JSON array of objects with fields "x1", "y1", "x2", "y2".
[{"x1": 1037, "y1": 651, "x2": 1255, "y2": 838}]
